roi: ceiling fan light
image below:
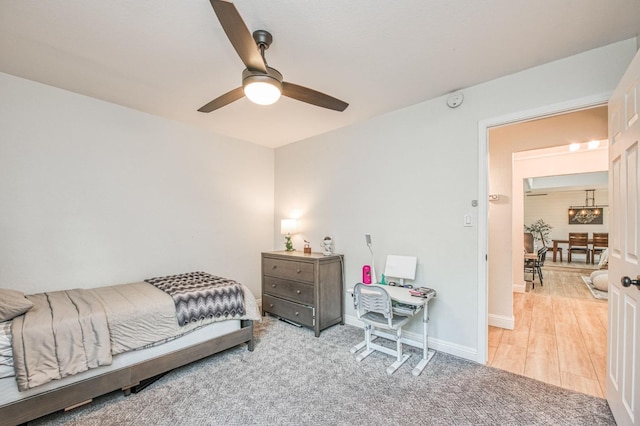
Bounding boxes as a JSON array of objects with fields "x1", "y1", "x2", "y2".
[
  {"x1": 244, "y1": 81, "x2": 281, "y2": 105},
  {"x1": 242, "y1": 69, "x2": 283, "y2": 106}
]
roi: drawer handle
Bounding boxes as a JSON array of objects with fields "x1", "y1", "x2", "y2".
[
  {"x1": 272, "y1": 265, "x2": 277, "y2": 269},
  {"x1": 271, "y1": 284, "x2": 277, "y2": 288},
  {"x1": 294, "y1": 312, "x2": 299, "y2": 316},
  {"x1": 296, "y1": 269, "x2": 301, "y2": 273},
  {"x1": 296, "y1": 290, "x2": 301, "y2": 294},
  {"x1": 269, "y1": 304, "x2": 274, "y2": 308}
]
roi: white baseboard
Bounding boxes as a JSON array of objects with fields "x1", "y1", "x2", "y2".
[
  {"x1": 513, "y1": 283, "x2": 526, "y2": 293},
  {"x1": 344, "y1": 315, "x2": 478, "y2": 362},
  {"x1": 488, "y1": 313, "x2": 514, "y2": 330}
]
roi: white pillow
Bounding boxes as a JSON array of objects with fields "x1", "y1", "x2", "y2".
[{"x1": 592, "y1": 274, "x2": 609, "y2": 292}]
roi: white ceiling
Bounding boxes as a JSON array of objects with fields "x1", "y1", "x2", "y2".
[
  {"x1": 1, "y1": 1, "x2": 638, "y2": 148},
  {"x1": 525, "y1": 172, "x2": 609, "y2": 194}
]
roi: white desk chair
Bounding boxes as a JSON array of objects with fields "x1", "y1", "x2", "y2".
[{"x1": 352, "y1": 283, "x2": 411, "y2": 374}]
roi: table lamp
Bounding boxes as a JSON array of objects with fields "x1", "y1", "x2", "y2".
[{"x1": 281, "y1": 219, "x2": 298, "y2": 251}]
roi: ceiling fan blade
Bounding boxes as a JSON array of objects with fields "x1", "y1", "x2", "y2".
[
  {"x1": 209, "y1": 0, "x2": 267, "y2": 73},
  {"x1": 198, "y1": 87, "x2": 245, "y2": 112},
  {"x1": 282, "y1": 82, "x2": 348, "y2": 112}
]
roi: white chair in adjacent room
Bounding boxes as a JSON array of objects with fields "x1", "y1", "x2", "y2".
[{"x1": 352, "y1": 283, "x2": 411, "y2": 374}]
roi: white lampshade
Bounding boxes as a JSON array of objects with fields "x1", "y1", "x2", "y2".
[
  {"x1": 242, "y1": 68, "x2": 283, "y2": 106},
  {"x1": 244, "y1": 81, "x2": 281, "y2": 105},
  {"x1": 281, "y1": 219, "x2": 297, "y2": 235}
]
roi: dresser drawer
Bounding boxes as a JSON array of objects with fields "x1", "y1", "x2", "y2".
[
  {"x1": 263, "y1": 257, "x2": 315, "y2": 283},
  {"x1": 263, "y1": 294, "x2": 314, "y2": 327},
  {"x1": 264, "y1": 276, "x2": 314, "y2": 305}
]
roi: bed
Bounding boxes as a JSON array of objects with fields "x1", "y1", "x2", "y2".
[{"x1": 0, "y1": 272, "x2": 260, "y2": 426}]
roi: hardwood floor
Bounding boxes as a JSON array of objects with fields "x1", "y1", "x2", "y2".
[{"x1": 488, "y1": 266, "x2": 608, "y2": 398}]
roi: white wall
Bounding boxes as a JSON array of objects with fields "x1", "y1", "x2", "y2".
[
  {"x1": 0, "y1": 72, "x2": 274, "y2": 296},
  {"x1": 274, "y1": 38, "x2": 637, "y2": 361}
]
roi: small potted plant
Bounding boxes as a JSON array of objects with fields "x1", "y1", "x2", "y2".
[{"x1": 524, "y1": 219, "x2": 552, "y2": 246}]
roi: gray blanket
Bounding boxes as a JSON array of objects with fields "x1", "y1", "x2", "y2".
[
  {"x1": 145, "y1": 272, "x2": 246, "y2": 326},
  {"x1": 11, "y1": 289, "x2": 112, "y2": 391}
]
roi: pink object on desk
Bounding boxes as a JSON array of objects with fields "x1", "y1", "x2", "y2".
[{"x1": 362, "y1": 265, "x2": 372, "y2": 284}]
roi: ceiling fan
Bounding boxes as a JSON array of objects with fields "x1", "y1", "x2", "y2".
[{"x1": 198, "y1": 0, "x2": 348, "y2": 113}]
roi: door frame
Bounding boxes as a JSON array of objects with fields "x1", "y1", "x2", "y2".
[{"x1": 476, "y1": 92, "x2": 611, "y2": 364}]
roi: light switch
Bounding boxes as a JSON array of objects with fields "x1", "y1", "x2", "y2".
[{"x1": 464, "y1": 214, "x2": 473, "y2": 227}]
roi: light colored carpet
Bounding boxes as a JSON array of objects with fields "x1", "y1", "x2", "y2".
[{"x1": 31, "y1": 317, "x2": 615, "y2": 425}]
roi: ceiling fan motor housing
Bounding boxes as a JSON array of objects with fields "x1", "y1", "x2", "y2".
[{"x1": 242, "y1": 67, "x2": 283, "y2": 90}]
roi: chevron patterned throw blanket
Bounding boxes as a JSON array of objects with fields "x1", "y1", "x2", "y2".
[{"x1": 145, "y1": 272, "x2": 246, "y2": 326}]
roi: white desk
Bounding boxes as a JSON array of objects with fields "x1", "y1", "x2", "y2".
[{"x1": 347, "y1": 284, "x2": 436, "y2": 376}]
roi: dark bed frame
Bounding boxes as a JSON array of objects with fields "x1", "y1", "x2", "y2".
[{"x1": 0, "y1": 319, "x2": 254, "y2": 426}]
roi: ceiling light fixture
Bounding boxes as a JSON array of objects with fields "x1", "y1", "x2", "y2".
[
  {"x1": 588, "y1": 140, "x2": 601, "y2": 150},
  {"x1": 242, "y1": 68, "x2": 283, "y2": 105},
  {"x1": 569, "y1": 143, "x2": 580, "y2": 152},
  {"x1": 568, "y1": 189, "x2": 607, "y2": 224}
]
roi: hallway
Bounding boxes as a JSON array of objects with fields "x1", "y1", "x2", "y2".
[{"x1": 488, "y1": 267, "x2": 607, "y2": 398}]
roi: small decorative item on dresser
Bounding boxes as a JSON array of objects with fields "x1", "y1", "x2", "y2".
[
  {"x1": 303, "y1": 240, "x2": 312, "y2": 254},
  {"x1": 321, "y1": 236, "x2": 333, "y2": 255}
]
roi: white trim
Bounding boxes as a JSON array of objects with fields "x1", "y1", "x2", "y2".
[
  {"x1": 344, "y1": 314, "x2": 477, "y2": 362},
  {"x1": 513, "y1": 283, "x2": 526, "y2": 293},
  {"x1": 477, "y1": 122, "x2": 489, "y2": 365},
  {"x1": 478, "y1": 93, "x2": 611, "y2": 129},
  {"x1": 488, "y1": 313, "x2": 515, "y2": 330},
  {"x1": 477, "y1": 92, "x2": 611, "y2": 366}
]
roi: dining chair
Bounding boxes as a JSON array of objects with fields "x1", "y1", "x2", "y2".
[
  {"x1": 568, "y1": 232, "x2": 590, "y2": 264},
  {"x1": 524, "y1": 232, "x2": 534, "y2": 253},
  {"x1": 539, "y1": 231, "x2": 547, "y2": 248},
  {"x1": 591, "y1": 232, "x2": 609, "y2": 264},
  {"x1": 524, "y1": 246, "x2": 547, "y2": 289}
]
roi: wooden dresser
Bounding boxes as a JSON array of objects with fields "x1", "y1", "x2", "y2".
[{"x1": 261, "y1": 251, "x2": 344, "y2": 337}]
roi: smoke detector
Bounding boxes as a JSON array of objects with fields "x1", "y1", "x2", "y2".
[{"x1": 447, "y1": 92, "x2": 464, "y2": 108}]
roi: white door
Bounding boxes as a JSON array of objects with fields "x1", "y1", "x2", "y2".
[{"x1": 608, "y1": 48, "x2": 640, "y2": 426}]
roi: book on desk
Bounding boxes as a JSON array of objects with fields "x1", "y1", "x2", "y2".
[{"x1": 409, "y1": 287, "x2": 436, "y2": 298}]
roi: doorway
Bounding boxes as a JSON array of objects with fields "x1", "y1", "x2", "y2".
[{"x1": 483, "y1": 103, "x2": 610, "y2": 396}]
